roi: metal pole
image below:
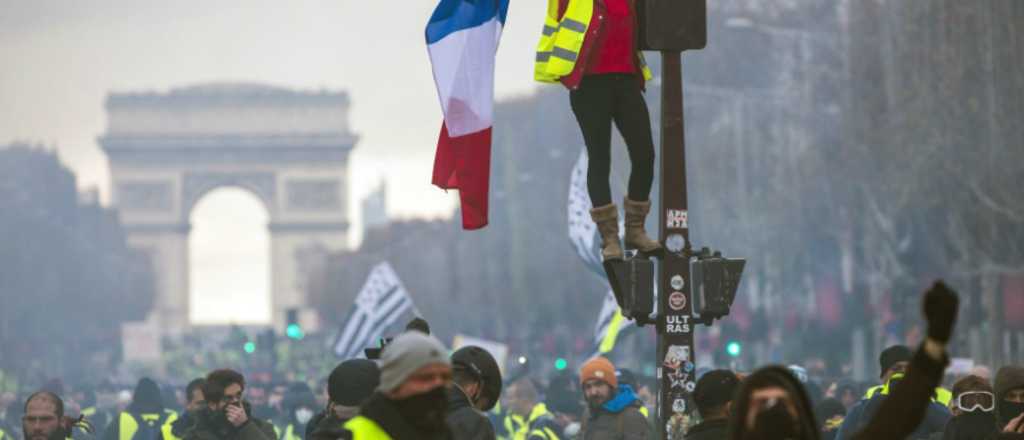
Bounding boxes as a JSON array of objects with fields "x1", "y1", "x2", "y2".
[{"x1": 656, "y1": 50, "x2": 696, "y2": 440}]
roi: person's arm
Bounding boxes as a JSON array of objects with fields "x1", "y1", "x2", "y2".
[{"x1": 853, "y1": 282, "x2": 958, "y2": 440}]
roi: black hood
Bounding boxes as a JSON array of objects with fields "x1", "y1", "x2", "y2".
[
  {"x1": 129, "y1": 378, "x2": 164, "y2": 414},
  {"x1": 729, "y1": 366, "x2": 820, "y2": 440}
]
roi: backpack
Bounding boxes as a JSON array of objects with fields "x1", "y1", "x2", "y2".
[{"x1": 128, "y1": 412, "x2": 168, "y2": 440}]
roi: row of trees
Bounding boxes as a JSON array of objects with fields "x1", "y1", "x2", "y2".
[{"x1": 0, "y1": 144, "x2": 154, "y2": 389}]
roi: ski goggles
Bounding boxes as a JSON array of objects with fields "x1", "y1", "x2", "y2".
[{"x1": 953, "y1": 391, "x2": 995, "y2": 412}]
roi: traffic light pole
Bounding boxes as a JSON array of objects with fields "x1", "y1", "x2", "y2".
[{"x1": 656, "y1": 50, "x2": 696, "y2": 439}]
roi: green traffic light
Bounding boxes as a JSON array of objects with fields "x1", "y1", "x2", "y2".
[
  {"x1": 726, "y1": 341, "x2": 741, "y2": 357},
  {"x1": 244, "y1": 341, "x2": 256, "y2": 353},
  {"x1": 286, "y1": 324, "x2": 304, "y2": 340},
  {"x1": 555, "y1": 358, "x2": 567, "y2": 370}
]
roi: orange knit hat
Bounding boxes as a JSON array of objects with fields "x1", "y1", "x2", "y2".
[{"x1": 580, "y1": 356, "x2": 618, "y2": 388}]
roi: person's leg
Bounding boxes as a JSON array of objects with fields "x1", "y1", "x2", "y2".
[
  {"x1": 611, "y1": 75, "x2": 656, "y2": 203},
  {"x1": 570, "y1": 75, "x2": 615, "y2": 207},
  {"x1": 611, "y1": 75, "x2": 661, "y2": 253},
  {"x1": 571, "y1": 75, "x2": 623, "y2": 260}
]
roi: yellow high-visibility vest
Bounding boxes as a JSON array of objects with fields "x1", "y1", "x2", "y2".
[
  {"x1": 863, "y1": 374, "x2": 952, "y2": 405},
  {"x1": 343, "y1": 416, "x2": 391, "y2": 440},
  {"x1": 117, "y1": 411, "x2": 179, "y2": 440},
  {"x1": 534, "y1": 0, "x2": 652, "y2": 83}
]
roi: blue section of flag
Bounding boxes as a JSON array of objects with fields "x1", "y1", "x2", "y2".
[{"x1": 426, "y1": 0, "x2": 510, "y2": 44}]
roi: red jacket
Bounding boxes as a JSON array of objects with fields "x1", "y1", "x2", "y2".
[{"x1": 556, "y1": 0, "x2": 645, "y2": 90}]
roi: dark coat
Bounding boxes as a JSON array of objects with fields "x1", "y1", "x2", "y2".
[
  {"x1": 308, "y1": 413, "x2": 352, "y2": 440},
  {"x1": 684, "y1": 418, "x2": 728, "y2": 440},
  {"x1": 353, "y1": 392, "x2": 451, "y2": 440},
  {"x1": 183, "y1": 407, "x2": 276, "y2": 440},
  {"x1": 846, "y1": 346, "x2": 950, "y2": 440},
  {"x1": 581, "y1": 404, "x2": 648, "y2": 440},
  {"x1": 445, "y1": 387, "x2": 495, "y2": 440},
  {"x1": 835, "y1": 394, "x2": 949, "y2": 440}
]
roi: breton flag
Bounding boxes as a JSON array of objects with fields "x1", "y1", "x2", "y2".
[
  {"x1": 332, "y1": 262, "x2": 415, "y2": 359},
  {"x1": 426, "y1": 0, "x2": 510, "y2": 230},
  {"x1": 591, "y1": 290, "x2": 636, "y2": 358},
  {"x1": 568, "y1": 148, "x2": 606, "y2": 276}
]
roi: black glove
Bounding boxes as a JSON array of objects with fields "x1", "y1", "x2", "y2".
[{"x1": 923, "y1": 280, "x2": 959, "y2": 344}]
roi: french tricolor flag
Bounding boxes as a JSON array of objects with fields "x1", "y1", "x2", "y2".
[{"x1": 426, "y1": 0, "x2": 510, "y2": 230}]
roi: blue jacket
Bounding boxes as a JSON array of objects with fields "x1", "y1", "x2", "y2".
[{"x1": 834, "y1": 393, "x2": 950, "y2": 440}]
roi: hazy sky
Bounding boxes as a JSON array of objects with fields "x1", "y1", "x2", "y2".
[
  {"x1": 0, "y1": 0, "x2": 544, "y2": 220},
  {"x1": 0, "y1": 0, "x2": 547, "y2": 323}
]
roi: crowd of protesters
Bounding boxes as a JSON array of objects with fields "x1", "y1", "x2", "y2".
[{"x1": 2, "y1": 282, "x2": 1024, "y2": 440}]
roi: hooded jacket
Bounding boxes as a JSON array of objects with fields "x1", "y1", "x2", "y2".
[
  {"x1": 728, "y1": 366, "x2": 820, "y2": 440},
  {"x1": 995, "y1": 366, "x2": 1024, "y2": 430}
]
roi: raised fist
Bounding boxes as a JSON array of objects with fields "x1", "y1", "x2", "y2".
[{"x1": 923, "y1": 280, "x2": 959, "y2": 344}]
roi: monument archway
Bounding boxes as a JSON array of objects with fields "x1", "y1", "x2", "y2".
[{"x1": 100, "y1": 83, "x2": 356, "y2": 331}]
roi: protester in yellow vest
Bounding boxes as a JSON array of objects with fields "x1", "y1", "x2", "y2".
[
  {"x1": 343, "y1": 332, "x2": 453, "y2": 440},
  {"x1": 102, "y1": 379, "x2": 179, "y2": 440},
  {"x1": 535, "y1": 0, "x2": 661, "y2": 263}
]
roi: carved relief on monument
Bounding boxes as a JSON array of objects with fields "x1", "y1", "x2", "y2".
[
  {"x1": 285, "y1": 179, "x2": 341, "y2": 211},
  {"x1": 116, "y1": 181, "x2": 174, "y2": 211},
  {"x1": 182, "y1": 172, "x2": 277, "y2": 216}
]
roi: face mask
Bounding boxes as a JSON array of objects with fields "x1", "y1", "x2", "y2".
[
  {"x1": 744, "y1": 401, "x2": 801, "y2": 440},
  {"x1": 945, "y1": 411, "x2": 996, "y2": 440},
  {"x1": 999, "y1": 401, "x2": 1024, "y2": 427},
  {"x1": 295, "y1": 408, "x2": 314, "y2": 425},
  {"x1": 394, "y1": 387, "x2": 449, "y2": 434}
]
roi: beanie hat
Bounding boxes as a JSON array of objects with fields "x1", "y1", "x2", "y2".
[
  {"x1": 580, "y1": 357, "x2": 617, "y2": 388},
  {"x1": 879, "y1": 345, "x2": 912, "y2": 378},
  {"x1": 377, "y1": 332, "x2": 450, "y2": 393},
  {"x1": 692, "y1": 369, "x2": 740, "y2": 415},
  {"x1": 328, "y1": 359, "x2": 380, "y2": 406},
  {"x1": 995, "y1": 366, "x2": 1024, "y2": 401}
]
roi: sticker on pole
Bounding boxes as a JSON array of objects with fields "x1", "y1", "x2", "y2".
[
  {"x1": 670, "y1": 275, "x2": 685, "y2": 290},
  {"x1": 666, "y1": 210, "x2": 688, "y2": 229},
  {"x1": 666, "y1": 234, "x2": 686, "y2": 253},
  {"x1": 669, "y1": 291, "x2": 687, "y2": 310},
  {"x1": 672, "y1": 398, "x2": 686, "y2": 413}
]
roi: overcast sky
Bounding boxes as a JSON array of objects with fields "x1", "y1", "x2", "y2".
[
  {"x1": 0, "y1": 0, "x2": 544, "y2": 219},
  {"x1": 0, "y1": 0, "x2": 546, "y2": 324}
]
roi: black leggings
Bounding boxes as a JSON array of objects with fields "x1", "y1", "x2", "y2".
[{"x1": 570, "y1": 73, "x2": 656, "y2": 207}]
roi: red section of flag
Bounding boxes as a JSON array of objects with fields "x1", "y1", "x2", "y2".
[{"x1": 432, "y1": 122, "x2": 491, "y2": 230}]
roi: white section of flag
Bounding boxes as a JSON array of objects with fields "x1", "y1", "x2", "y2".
[
  {"x1": 332, "y1": 262, "x2": 414, "y2": 359},
  {"x1": 427, "y1": 16, "x2": 504, "y2": 137}
]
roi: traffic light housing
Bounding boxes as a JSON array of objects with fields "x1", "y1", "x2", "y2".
[
  {"x1": 604, "y1": 258, "x2": 655, "y2": 325},
  {"x1": 691, "y1": 250, "x2": 745, "y2": 324},
  {"x1": 285, "y1": 309, "x2": 304, "y2": 340}
]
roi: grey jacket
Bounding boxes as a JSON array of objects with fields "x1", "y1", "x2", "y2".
[{"x1": 581, "y1": 405, "x2": 648, "y2": 440}]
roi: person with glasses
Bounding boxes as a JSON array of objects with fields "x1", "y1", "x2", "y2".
[
  {"x1": 939, "y1": 375, "x2": 997, "y2": 440},
  {"x1": 344, "y1": 332, "x2": 454, "y2": 440},
  {"x1": 184, "y1": 370, "x2": 274, "y2": 440}
]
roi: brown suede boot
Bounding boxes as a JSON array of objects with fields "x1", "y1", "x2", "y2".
[
  {"x1": 623, "y1": 198, "x2": 663, "y2": 253},
  {"x1": 589, "y1": 203, "x2": 624, "y2": 261}
]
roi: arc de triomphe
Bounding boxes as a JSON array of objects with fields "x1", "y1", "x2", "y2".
[{"x1": 100, "y1": 83, "x2": 356, "y2": 331}]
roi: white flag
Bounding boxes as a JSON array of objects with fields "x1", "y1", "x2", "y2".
[{"x1": 332, "y1": 262, "x2": 415, "y2": 359}]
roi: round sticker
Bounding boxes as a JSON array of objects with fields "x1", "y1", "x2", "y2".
[
  {"x1": 669, "y1": 291, "x2": 687, "y2": 311},
  {"x1": 671, "y1": 275, "x2": 685, "y2": 290},
  {"x1": 666, "y1": 234, "x2": 685, "y2": 253},
  {"x1": 684, "y1": 362, "x2": 695, "y2": 373},
  {"x1": 685, "y1": 381, "x2": 696, "y2": 392},
  {"x1": 672, "y1": 398, "x2": 686, "y2": 413}
]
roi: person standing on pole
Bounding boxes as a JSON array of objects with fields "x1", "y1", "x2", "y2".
[{"x1": 535, "y1": 0, "x2": 662, "y2": 262}]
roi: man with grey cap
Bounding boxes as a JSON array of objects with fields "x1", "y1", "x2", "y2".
[{"x1": 343, "y1": 332, "x2": 453, "y2": 440}]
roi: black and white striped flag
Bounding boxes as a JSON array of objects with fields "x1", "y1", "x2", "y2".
[
  {"x1": 332, "y1": 262, "x2": 415, "y2": 359},
  {"x1": 591, "y1": 290, "x2": 635, "y2": 359}
]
